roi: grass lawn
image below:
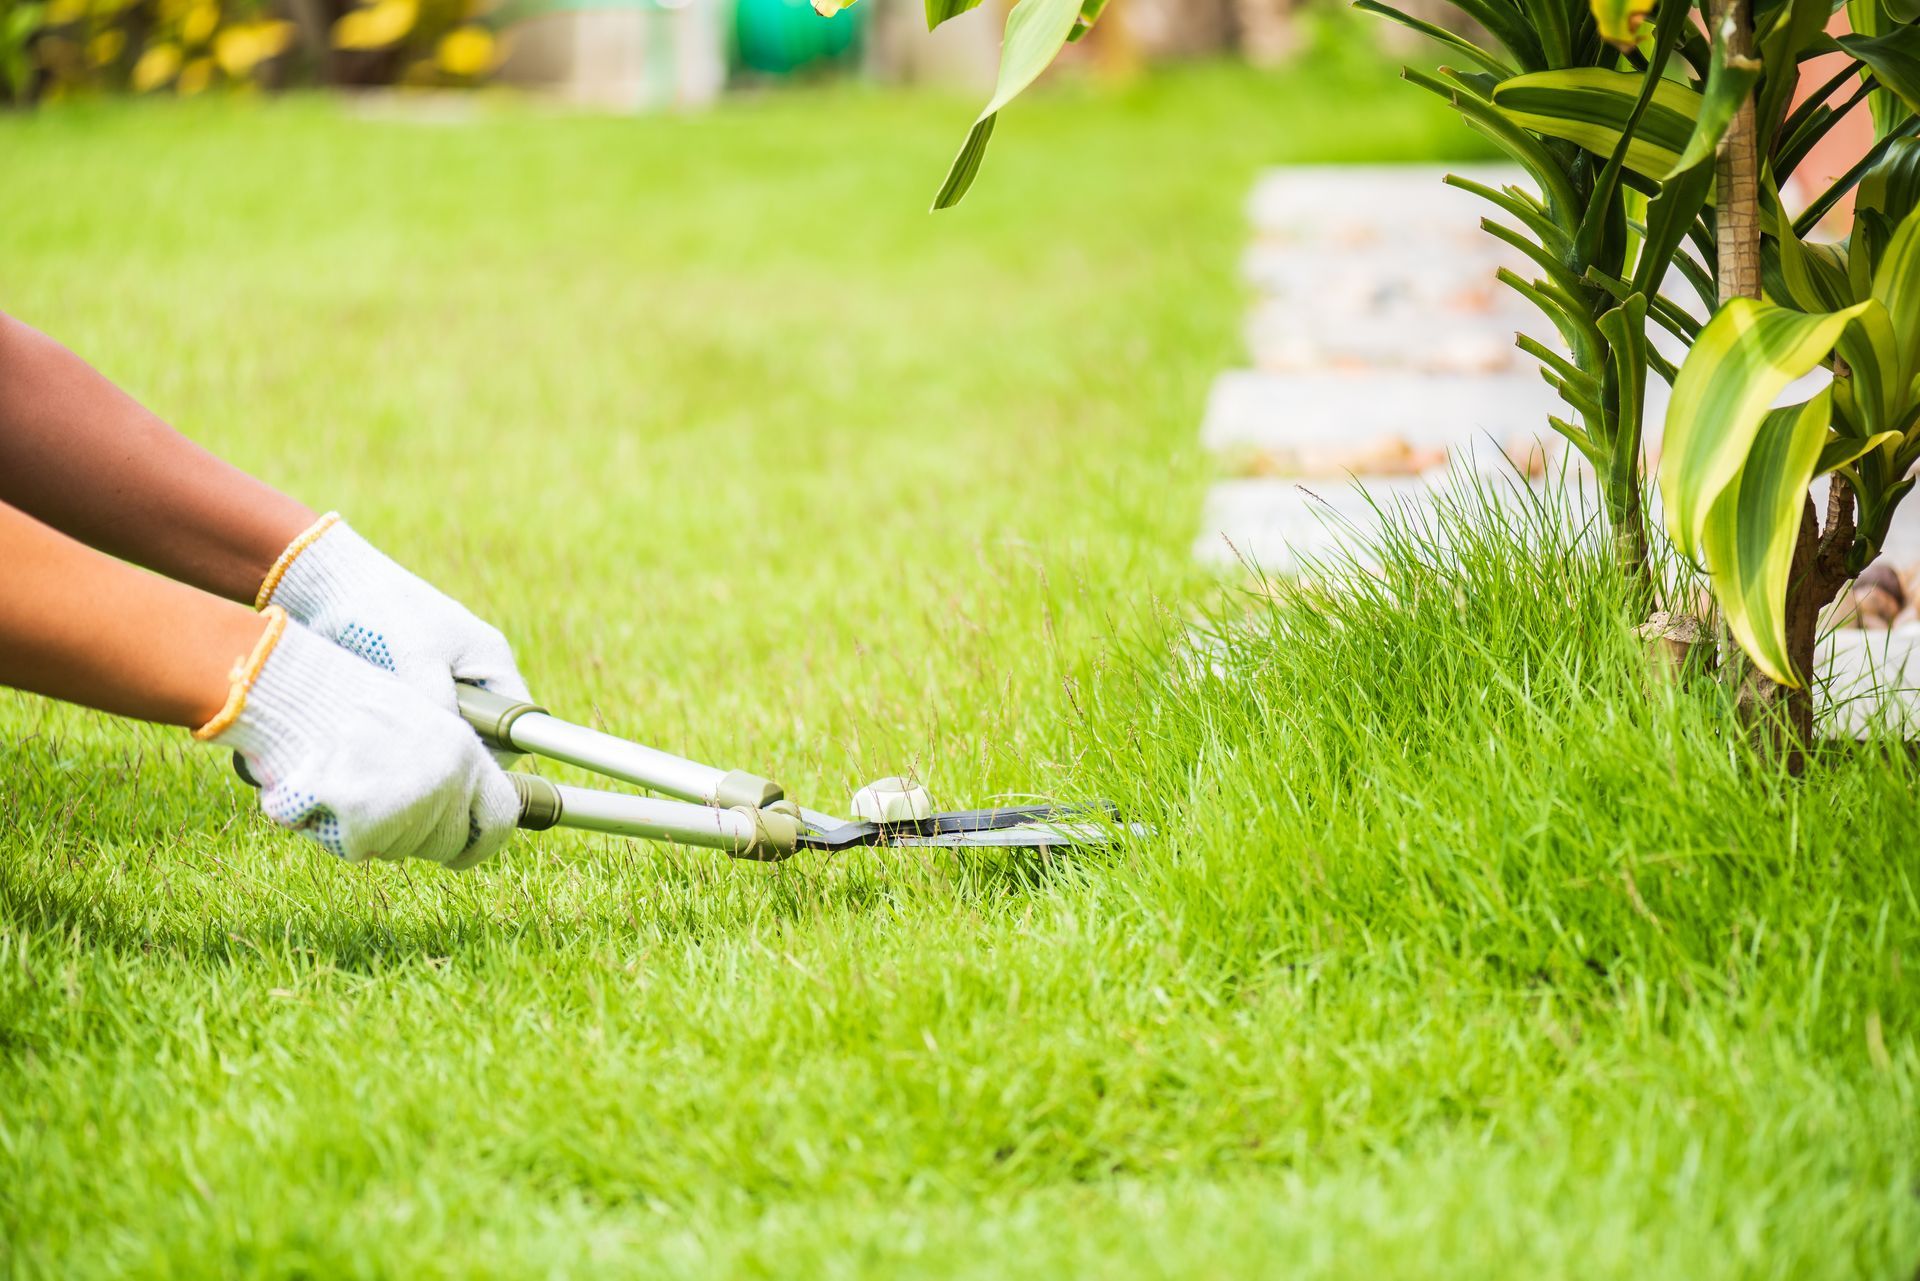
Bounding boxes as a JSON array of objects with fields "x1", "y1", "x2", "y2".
[{"x1": 3, "y1": 47, "x2": 1918, "y2": 1279}]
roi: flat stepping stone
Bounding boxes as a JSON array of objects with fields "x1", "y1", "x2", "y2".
[
  {"x1": 1246, "y1": 164, "x2": 1535, "y2": 238},
  {"x1": 1202, "y1": 369, "x2": 1563, "y2": 452},
  {"x1": 1820, "y1": 626, "x2": 1920, "y2": 737},
  {"x1": 1241, "y1": 244, "x2": 1525, "y2": 308},
  {"x1": 1244, "y1": 296, "x2": 1544, "y2": 376}
]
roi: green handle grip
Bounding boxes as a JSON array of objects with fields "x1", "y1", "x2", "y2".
[
  {"x1": 509, "y1": 772, "x2": 564, "y2": 831},
  {"x1": 456, "y1": 683, "x2": 547, "y2": 751}
]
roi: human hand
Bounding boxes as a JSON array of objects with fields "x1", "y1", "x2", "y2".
[
  {"x1": 199, "y1": 610, "x2": 520, "y2": 869},
  {"x1": 257, "y1": 514, "x2": 530, "y2": 762}
]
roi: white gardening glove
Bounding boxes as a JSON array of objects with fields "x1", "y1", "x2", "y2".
[
  {"x1": 257, "y1": 514, "x2": 530, "y2": 763},
  {"x1": 197, "y1": 609, "x2": 521, "y2": 870}
]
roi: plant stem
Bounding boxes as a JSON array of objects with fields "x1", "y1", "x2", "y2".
[
  {"x1": 1706, "y1": 0, "x2": 1825, "y2": 767},
  {"x1": 1711, "y1": 0, "x2": 1761, "y2": 306}
]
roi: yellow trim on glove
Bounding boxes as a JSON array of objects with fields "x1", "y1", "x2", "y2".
[
  {"x1": 254, "y1": 511, "x2": 341, "y2": 611},
  {"x1": 193, "y1": 606, "x2": 290, "y2": 741}
]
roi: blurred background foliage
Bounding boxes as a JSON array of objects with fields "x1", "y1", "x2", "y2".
[
  {"x1": 0, "y1": 0, "x2": 501, "y2": 101},
  {"x1": 0, "y1": 0, "x2": 1437, "y2": 107}
]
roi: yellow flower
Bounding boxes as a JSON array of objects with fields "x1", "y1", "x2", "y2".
[
  {"x1": 87, "y1": 27, "x2": 124, "y2": 65},
  {"x1": 179, "y1": 1, "x2": 218, "y2": 47},
  {"x1": 435, "y1": 23, "x2": 493, "y2": 76},
  {"x1": 332, "y1": 0, "x2": 418, "y2": 49},
  {"x1": 131, "y1": 41, "x2": 181, "y2": 90},
  {"x1": 175, "y1": 53, "x2": 212, "y2": 93},
  {"x1": 213, "y1": 20, "x2": 292, "y2": 75}
]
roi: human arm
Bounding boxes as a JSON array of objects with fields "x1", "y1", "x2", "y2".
[
  {"x1": 0, "y1": 498, "x2": 268, "y2": 726},
  {"x1": 0, "y1": 310, "x2": 532, "y2": 728},
  {"x1": 0, "y1": 310, "x2": 317, "y2": 604},
  {"x1": 0, "y1": 500, "x2": 518, "y2": 868}
]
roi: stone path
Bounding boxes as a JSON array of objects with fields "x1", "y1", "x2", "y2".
[
  {"x1": 1194, "y1": 164, "x2": 1615, "y2": 573},
  {"x1": 1192, "y1": 163, "x2": 1920, "y2": 736}
]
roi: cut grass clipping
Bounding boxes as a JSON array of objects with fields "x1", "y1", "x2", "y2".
[{"x1": 2, "y1": 56, "x2": 1917, "y2": 1281}]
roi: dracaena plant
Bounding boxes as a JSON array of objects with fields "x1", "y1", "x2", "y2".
[
  {"x1": 1357, "y1": 0, "x2": 1720, "y2": 593},
  {"x1": 1511, "y1": 0, "x2": 1920, "y2": 743},
  {"x1": 1387, "y1": 0, "x2": 1920, "y2": 746},
  {"x1": 851, "y1": 0, "x2": 1920, "y2": 752},
  {"x1": 1654, "y1": 0, "x2": 1920, "y2": 750}
]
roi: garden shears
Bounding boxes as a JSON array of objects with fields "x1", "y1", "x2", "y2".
[{"x1": 452, "y1": 685, "x2": 1141, "y2": 861}]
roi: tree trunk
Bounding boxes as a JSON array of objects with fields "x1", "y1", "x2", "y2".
[
  {"x1": 1712, "y1": 0, "x2": 1762, "y2": 306},
  {"x1": 1708, "y1": 0, "x2": 1850, "y2": 768}
]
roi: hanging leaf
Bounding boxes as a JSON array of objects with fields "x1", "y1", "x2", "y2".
[
  {"x1": 924, "y1": 0, "x2": 985, "y2": 29},
  {"x1": 1698, "y1": 392, "x2": 1834, "y2": 685},
  {"x1": 1066, "y1": 0, "x2": 1108, "y2": 42},
  {"x1": 932, "y1": 0, "x2": 1083, "y2": 210}
]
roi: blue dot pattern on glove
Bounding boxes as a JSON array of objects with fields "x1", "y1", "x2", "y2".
[
  {"x1": 263, "y1": 787, "x2": 348, "y2": 859},
  {"x1": 338, "y1": 622, "x2": 395, "y2": 673}
]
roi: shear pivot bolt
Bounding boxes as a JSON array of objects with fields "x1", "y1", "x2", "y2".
[{"x1": 851, "y1": 777, "x2": 933, "y2": 824}]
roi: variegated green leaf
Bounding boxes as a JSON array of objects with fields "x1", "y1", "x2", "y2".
[
  {"x1": 1765, "y1": 182, "x2": 1857, "y2": 314},
  {"x1": 1828, "y1": 210, "x2": 1920, "y2": 442},
  {"x1": 1834, "y1": 300, "x2": 1899, "y2": 437},
  {"x1": 1756, "y1": 0, "x2": 1835, "y2": 137},
  {"x1": 1700, "y1": 391, "x2": 1834, "y2": 686},
  {"x1": 1838, "y1": 23, "x2": 1920, "y2": 118},
  {"x1": 1491, "y1": 68, "x2": 1701, "y2": 179},
  {"x1": 1870, "y1": 205, "x2": 1920, "y2": 388},
  {"x1": 1817, "y1": 429, "x2": 1903, "y2": 474},
  {"x1": 1659, "y1": 296, "x2": 1868, "y2": 562},
  {"x1": 1854, "y1": 138, "x2": 1920, "y2": 286},
  {"x1": 1847, "y1": 0, "x2": 1910, "y2": 136},
  {"x1": 932, "y1": 0, "x2": 1083, "y2": 210},
  {"x1": 1356, "y1": 0, "x2": 1514, "y2": 76}
]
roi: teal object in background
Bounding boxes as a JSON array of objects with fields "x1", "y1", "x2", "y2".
[{"x1": 734, "y1": 0, "x2": 863, "y2": 75}]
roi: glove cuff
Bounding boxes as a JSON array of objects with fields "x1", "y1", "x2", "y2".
[
  {"x1": 260, "y1": 513, "x2": 419, "y2": 632},
  {"x1": 255, "y1": 511, "x2": 342, "y2": 611},
  {"x1": 193, "y1": 606, "x2": 290, "y2": 741},
  {"x1": 197, "y1": 617, "x2": 371, "y2": 787}
]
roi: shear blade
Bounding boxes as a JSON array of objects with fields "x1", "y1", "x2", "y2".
[{"x1": 883, "y1": 823, "x2": 1130, "y2": 849}]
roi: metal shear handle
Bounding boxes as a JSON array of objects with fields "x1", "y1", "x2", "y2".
[
  {"x1": 503, "y1": 773, "x2": 799, "y2": 861},
  {"x1": 457, "y1": 685, "x2": 785, "y2": 810}
]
